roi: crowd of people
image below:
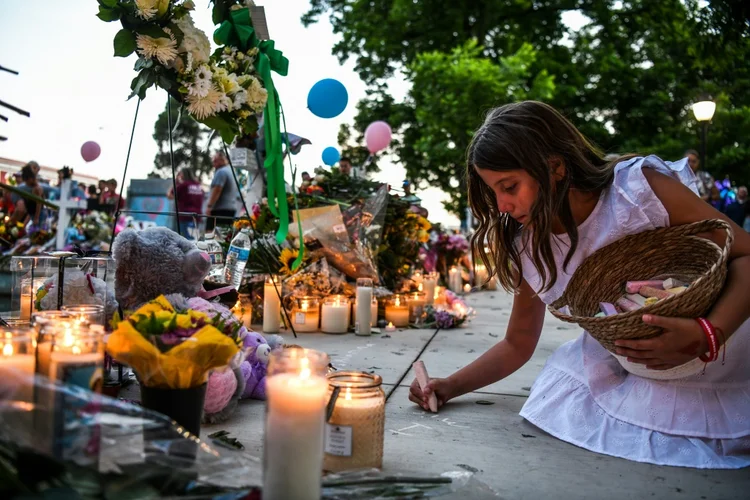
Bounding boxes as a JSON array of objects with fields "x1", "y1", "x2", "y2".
[{"x1": 685, "y1": 149, "x2": 750, "y2": 231}]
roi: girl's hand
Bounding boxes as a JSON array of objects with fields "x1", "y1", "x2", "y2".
[
  {"x1": 408, "y1": 376, "x2": 454, "y2": 411},
  {"x1": 614, "y1": 314, "x2": 710, "y2": 370}
]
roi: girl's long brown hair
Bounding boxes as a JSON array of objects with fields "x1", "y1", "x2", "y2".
[{"x1": 467, "y1": 101, "x2": 634, "y2": 293}]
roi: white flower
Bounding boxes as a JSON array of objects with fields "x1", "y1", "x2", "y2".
[
  {"x1": 182, "y1": 0, "x2": 195, "y2": 10},
  {"x1": 136, "y1": 30, "x2": 178, "y2": 66},
  {"x1": 134, "y1": 0, "x2": 168, "y2": 20},
  {"x1": 174, "y1": 15, "x2": 211, "y2": 71},
  {"x1": 216, "y1": 94, "x2": 233, "y2": 113},
  {"x1": 218, "y1": 73, "x2": 241, "y2": 95},
  {"x1": 187, "y1": 78, "x2": 211, "y2": 98},
  {"x1": 233, "y1": 89, "x2": 248, "y2": 109},
  {"x1": 245, "y1": 78, "x2": 268, "y2": 112},
  {"x1": 187, "y1": 84, "x2": 222, "y2": 120},
  {"x1": 194, "y1": 64, "x2": 212, "y2": 82}
]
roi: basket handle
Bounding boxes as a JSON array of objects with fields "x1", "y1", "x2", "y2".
[{"x1": 548, "y1": 218, "x2": 733, "y2": 317}]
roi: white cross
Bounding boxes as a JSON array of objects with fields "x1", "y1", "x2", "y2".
[{"x1": 55, "y1": 178, "x2": 87, "y2": 250}]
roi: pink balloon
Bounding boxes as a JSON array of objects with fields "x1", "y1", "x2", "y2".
[
  {"x1": 364, "y1": 121, "x2": 392, "y2": 154},
  {"x1": 81, "y1": 141, "x2": 101, "y2": 162}
]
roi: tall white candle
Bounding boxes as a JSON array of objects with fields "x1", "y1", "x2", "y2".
[
  {"x1": 355, "y1": 285, "x2": 373, "y2": 336},
  {"x1": 264, "y1": 353, "x2": 329, "y2": 500},
  {"x1": 352, "y1": 298, "x2": 378, "y2": 329},
  {"x1": 423, "y1": 273, "x2": 437, "y2": 306},
  {"x1": 264, "y1": 276, "x2": 282, "y2": 333},
  {"x1": 321, "y1": 296, "x2": 351, "y2": 334},
  {"x1": 19, "y1": 292, "x2": 33, "y2": 321},
  {"x1": 448, "y1": 266, "x2": 462, "y2": 293}
]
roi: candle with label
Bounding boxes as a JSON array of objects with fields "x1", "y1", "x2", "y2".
[
  {"x1": 355, "y1": 278, "x2": 373, "y2": 336},
  {"x1": 0, "y1": 330, "x2": 36, "y2": 403},
  {"x1": 385, "y1": 295, "x2": 409, "y2": 328},
  {"x1": 232, "y1": 294, "x2": 253, "y2": 329},
  {"x1": 423, "y1": 272, "x2": 438, "y2": 306},
  {"x1": 264, "y1": 349, "x2": 329, "y2": 500},
  {"x1": 321, "y1": 296, "x2": 351, "y2": 334},
  {"x1": 448, "y1": 266, "x2": 462, "y2": 293},
  {"x1": 292, "y1": 296, "x2": 320, "y2": 333},
  {"x1": 324, "y1": 371, "x2": 386, "y2": 472},
  {"x1": 263, "y1": 275, "x2": 282, "y2": 333},
  {"x1": 407, "y1": 291, "x2": 426, "y2": 323},
  {"x1": 48, "y1": 324, "x2": 104, "y2": 389}
]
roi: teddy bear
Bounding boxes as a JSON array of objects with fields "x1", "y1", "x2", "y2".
[{"x1": 112, "y1": 227, "x2": 282, "y2": 423}]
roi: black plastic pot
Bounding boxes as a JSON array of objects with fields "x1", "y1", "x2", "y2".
[{"x1": 140, "y1": 383, "x2": 207, "y2": 437}]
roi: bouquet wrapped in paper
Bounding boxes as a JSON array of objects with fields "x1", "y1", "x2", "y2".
[{"x1": 106, "y1": 295, "x2": 240, "y2": 389}]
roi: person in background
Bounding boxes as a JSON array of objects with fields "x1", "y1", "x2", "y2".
[
  {"x1": 206, "y1": 153, "x2": 238, "y2": 231},
  {"x1": 102, "y1": 178, "x2": 125, "y2": 211},
  {"x1": 10, "y1": 165, "x2": 43, "y2": 225},
  {"x1": 724, "y1": 186, "x2": 748, "y2": 229},
  {"x1": 339, "y1": 157, "x2": 353, "y2": 177},
  {"x1": 708, "y1": 185, "x2": 724, "y2": 211},
  {"x1": 86, "y1": 184, "x2": 101, "y2": 211},
  {"x1": 167, "y1": 168, "x2": 204, "y2": 239},
  {"x1": 685, "y1": 149, "x2": 713, "y2": 202}
]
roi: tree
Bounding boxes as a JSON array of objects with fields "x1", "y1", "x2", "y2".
[
  {"x1": 152, "y1": 99, "x2": 218, "y2": 181},
  {"x1": 303, "y1": 0, "x2": 750, "y2": 220}
]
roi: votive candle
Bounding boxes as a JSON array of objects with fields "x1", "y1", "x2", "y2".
[
  {"x1": 321, "y1": 296, "x2": 351, "y2": 334},
  {"x1": 423, "y1": 272, "x2": 438, "y2": 306},
  {"x1": 385, "y1": 295, "x2": 409, "y2": 328},
  {"x1": 292, "y1": 296, "x2": 320, "y2": 333},
  {"x1": 0, "y1": 330, "x2": 36, "y2": 403}
]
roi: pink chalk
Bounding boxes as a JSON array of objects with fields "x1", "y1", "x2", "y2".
[
  {"x1": 625, "y1": 280, "x2": 664, "y2": 294},
  {"x1": 413, "y1": 361, "x2": 438, "y2": 413},
  {"x1": 639, "y1": 286, "x2": 673, "y2": 300},
  {"x1": 616, "y1": 296, "x2": 641, "y2": 312},
  {"x1": 599, "y1": 302, "x2": 618, "y2": 316}
]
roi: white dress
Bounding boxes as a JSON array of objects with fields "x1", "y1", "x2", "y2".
[{"x1": 518, "y1": 156, "x2": 750, "y2": 469}]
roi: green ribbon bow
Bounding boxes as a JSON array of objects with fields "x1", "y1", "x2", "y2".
[{"x1": 214, "y1": 8, "x2": 301, "y2": 268}]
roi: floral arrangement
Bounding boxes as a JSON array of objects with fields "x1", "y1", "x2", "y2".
[
  {"x1": 97, "y1": 0, "x2": 276, "y2": 143},
  {"x1": 423, "y1": 290, "x2": 472, "y2": 329},
  {"x1": 106, "y1": 295, "x2": 240, "y2": 389},
  {"x1": 0, "y1": 219, "x2": 27, "y2": 248}
]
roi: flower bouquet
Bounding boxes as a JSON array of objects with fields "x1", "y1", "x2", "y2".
[
  {"x1": 422, "y1": 290, "x2": 473, "y2": 329},
  {"x1": 106, "y1": 295, "x2": 240, "y2": 435}
]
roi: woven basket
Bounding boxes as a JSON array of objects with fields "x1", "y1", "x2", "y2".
[{"x1": 549, "y1": 219, "x2": 733, "y2": 353}]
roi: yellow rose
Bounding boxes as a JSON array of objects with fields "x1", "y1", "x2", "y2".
[
  {"x1": 155, "y1": 310, "x2": 175, "y2": 323},
  {"x1": 133, "y1": 295, "x2": 174, "y2": 316},
  {"x1": 175, "y1": 314, "x2": 195, "y2": 329}
]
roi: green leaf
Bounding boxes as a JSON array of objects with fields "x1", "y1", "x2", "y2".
[
  {"x1": 98, "y1": 0, "x2": 118, "y2": 7},
  {"x1": 128, "y1": 68, "x2": 155, "y2": 100},
  {"x1": 134, "y1": 57, "x2": 154, "y2": 71},
  {"x1": 137, "y1": 25, "x2": 170, "y2": 39},
  {"x1": 157, "y1": 74, "x2": 174, "y2": 91},
  {"x1": 113, "y1": 29, "x2": 137, "y2": 57},
  {"x1": 97, "y1": 5, "x2": 120, "y2": 22}
]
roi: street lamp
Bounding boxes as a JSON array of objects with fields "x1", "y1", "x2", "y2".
[{"x1": 691, "y1": 97, "x2": 716, "y2": 172}]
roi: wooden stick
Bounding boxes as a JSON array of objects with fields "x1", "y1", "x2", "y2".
[{"x1": 413, "y1": 361, "x2": 438, "y2": 413}]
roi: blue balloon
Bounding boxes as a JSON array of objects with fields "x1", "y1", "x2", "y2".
[
  {"x1": 322, "y1": 147, "x2": 341, "y2": 166},
  {"x1": 307, "y1": 79, "x2": 348, "y2": 118}
]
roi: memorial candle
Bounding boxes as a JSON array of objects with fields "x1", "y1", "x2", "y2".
[
  {"x1": 0, "y1": 330, "x2": 35, "y2": 403},
  {"x1": 352, "y1": 297, "x2": 378, "y2": 330},
  {"x1": 232, "y1": 294, "x2": 253, "y2": 329},
  {"x1": 292, "y1": 296, "x2": 320, "y2": 333},
  {"x1": 384, "y1": 295, "x2": 409, "y2": 328},
  {"x1": 474, "y1": 264, "x2": 489, "y2": 288},
  {"x1": 448, "y1": 266, "x2": 462, "y2": 293},
  {"x1": 355, "y1": 278, "x2": 373, "y2": 336},
  {"x1": 407, "y1": 291, "x2": 426, "y2": 323},
  {"x1": 321, "y1": 296, "x2": 351, "y2": 334},
  {"x1": 264, "y1": 349, "x2": 329, "y2": 500},
  {"x1": 423, "y1": 272, "x2": 438, "y2": 306},
  {"x1": 263, "y1": 275, "x2": 282, "y2": 333}
]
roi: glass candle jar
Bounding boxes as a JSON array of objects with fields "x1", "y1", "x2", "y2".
[
  {"x1": 320, "y1": 295, "x2": 351, "y2": 334},
  {"x1": 354, "y1": 278, "x2": 374, "y2": 336},
  {"x1": 407, "y1": 291, "x2": 426, "y2": 324},
  {"x1": 265, "y1": 348, "x2": 330, "y2": 500},
  {"x1": 384, "y1": 294, "x2": 409, "y2": 328},
  {"x1": 323, "y1": 371, "x2": 386, "y2": 473},
  {"x1": 423, "y1": 272, "x2": 438, "y2": 306},
  {"x1": 291, "y1": 296, "x2": 321, "y2": 333},
  {"x1": 61, "y1": 304, "x2": 106, "y2": 328},
  {"x1": 48, "y1": 322, "x2": 105, "y2": 392},
  {"x1": 0, "y1": 329, "x2": 36, "y2": 403},
  {"x1": 232, "y1": 293, "x2": 253, "y2": 329},
  {"x1": 352, "y1": 296, "x2": 378, "y2": 329},
  {"x1": 263, "y1": 275, "x2": 282, "y2": 333}
]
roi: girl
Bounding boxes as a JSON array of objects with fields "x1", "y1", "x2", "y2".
[{"x1": 409, "y1": 101, "x2": 750, "y2": 468}]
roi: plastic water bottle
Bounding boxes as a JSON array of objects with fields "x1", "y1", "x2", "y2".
[
  {"x1": 224, "y1": 228, "x2": 251, "y2": 289},
  {"x1": 196, "y1": 230, "x2": 225, "y2": 279}
]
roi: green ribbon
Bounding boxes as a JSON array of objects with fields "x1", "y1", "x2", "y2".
[{"x1": 214, "y1": 7, "x2": 291, "y2": 246}]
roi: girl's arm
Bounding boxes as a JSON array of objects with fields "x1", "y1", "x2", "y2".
[
  {"x1": 615, "y1": 169, "x2": 750, "y2": 369},
  {"x1": 438, "y1": 278, "x2": 545, "y2": 401}
]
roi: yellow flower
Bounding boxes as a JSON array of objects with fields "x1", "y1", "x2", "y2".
[
  {"x1": 234, "y1": 219, "x2": 252, "y2": 230},
  {"x1": 134, "y1": 295, "x2": 174, "y2": 316},
  {"x1": 154, "y1": 310, "x2": 175, "y2": 323},
  {"x1": 189, "y1": 310, "x2": 209, "y2": 323},
  {"x1": 417, "y1": 216, "x2": 431, "y2": 231},
  {"x1": 175, "y1": 313, "x2": 195, "y2": 329},
  {"x1": 278, "y1": 248, "x2": 300, "y2": 276},
  {"x1": 417, "y1": 230, "x2": 429, "y2": 243}
]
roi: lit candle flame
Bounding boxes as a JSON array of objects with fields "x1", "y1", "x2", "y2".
[
  {"x1": 72, "y1": 344, "x2": 81, "y2": 355},
  {"x1": 387, "y1": 322, "x2": 394, "y2": 328},
  {"x1": 418, "y1": 283, "x2": 423, "y2": 292},
  {"x1": 2, "y1": 343, "x2": 12, "y2": 356},
  {"x1": 299, "y1": 357, "x2": 311, "y2": 379},
  {"x1": 464, "y1": 284, "x2": 471, "y2": 293}
]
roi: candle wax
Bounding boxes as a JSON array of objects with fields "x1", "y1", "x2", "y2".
[
  {"x1": 385, "y1": 304, "x2": 409, "y2": 328},
  {"x1": 324, "y1": 391, "x2": 385, "y2": 472},
  {"x1": 355, "y1": 287, "x2": 373, "y2": 336},
  {"x1": 294, "y1": 307, "x2": 320, "y2": 333},
  {"x1": 321, "y1": 302, "x2": 350, "y2": 334},
  {"x1": 423, "y1": 277, "x2": 437, "y2": 306},
  {"x1": 264, "y1": 373, "x2": 328, "y2": 500},
  {"x1": 0, "y1": 352, "x2": 35, "y2": 403}
]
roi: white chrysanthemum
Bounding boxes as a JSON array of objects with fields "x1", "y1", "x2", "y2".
[
  {"x1": 136, "y1": 31, "x2": 178, "y2": 66},
  {"x1": 134, "y1": 0, "x2": 158, "y2": 19},
  {"x1": 194, "y1": 64, "x2": 212, "y2": 82},
  {"x1": 218, "y1": 73, "x2": 240, "y2": 95},
  {"x1": 187, "y1": 78, "x2": 211, "y2": 98},
  {"x1": 246, "y1": 78, "x2": 268, "y2": 112},
  {"x1": 187, "y1": 84, "x2": 222, "y2": 120},
  {"x1": 216, "y1": 95, "x2": 233, "y2": 113}
]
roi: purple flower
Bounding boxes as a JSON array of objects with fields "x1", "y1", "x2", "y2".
[{"x1": 434, "y1": 310, "x2": 455, "y2": 329}]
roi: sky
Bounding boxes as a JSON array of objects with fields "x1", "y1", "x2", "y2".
[
  {"x1": 0, "y1": 2, "x2": 589, "y2": 228},
  {"x1": 0, "y1": 0, "x2": 460, "y2": 225}
]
